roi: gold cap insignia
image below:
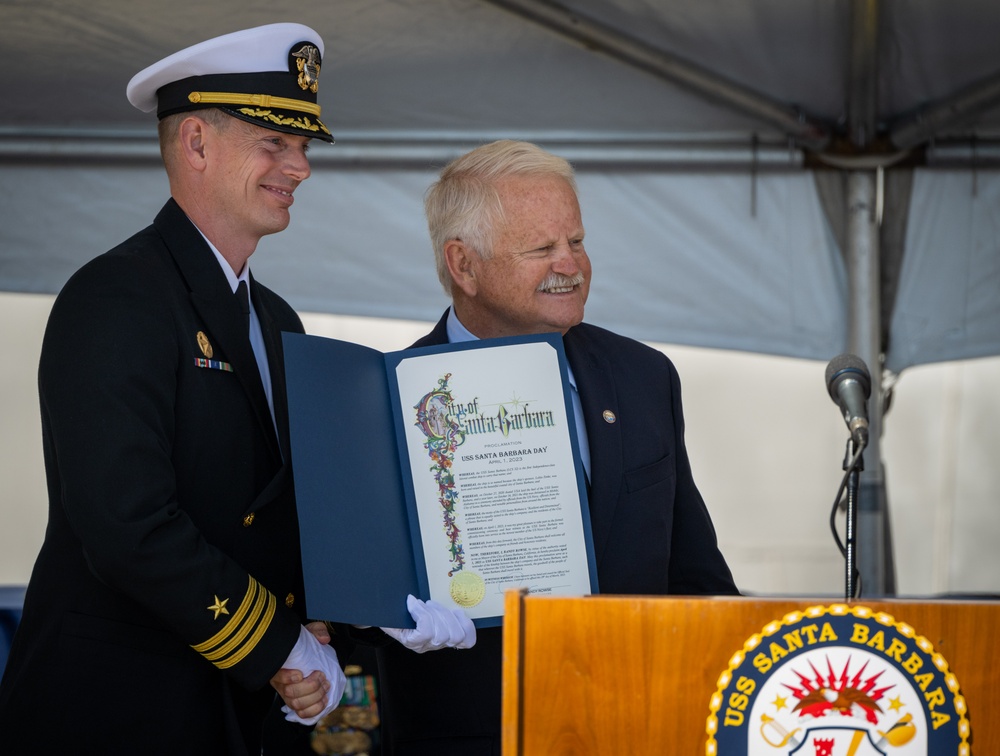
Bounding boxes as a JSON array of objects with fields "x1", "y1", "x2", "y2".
[
  {"x1": 291, "y1": 44, "x2": 321, "y2": 93},
  {"x1": 602, "y1": 409, "x2": 617, "y2": 424},
  {"x1": 196, "y1": 331, "x2": 213, "y2": 358},
  {"x1": 207, "y1": 595, "x2": 230, "y2": 620},
  {"x1": 285, "y1": 593, "x2": 295, "y2": 608}
]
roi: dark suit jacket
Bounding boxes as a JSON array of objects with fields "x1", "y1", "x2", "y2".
[
  {"x1": 373, "y1": 310, "x2": 738, "y2": 755},
  {"x1": 0, "y1": 200, "x2": 307, "y2": 756}
]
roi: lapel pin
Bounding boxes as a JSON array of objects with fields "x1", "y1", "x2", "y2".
[
  {"x1": 602, "y1": 409, "x2": 617, "y2": 424},
  {"x1": 196, "y1": 331, "x2": 213, "y2": 358}
]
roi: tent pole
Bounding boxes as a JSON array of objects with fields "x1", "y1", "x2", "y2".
[
  {"x1": 890, "y1": 70, "x2": 1000, "y2": 150},
  {"x1": 845, "y1": 170, "x2": 896, "y2": 596}
]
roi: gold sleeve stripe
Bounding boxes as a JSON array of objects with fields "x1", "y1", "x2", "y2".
[
  {"x1": 215, "y1": 591, "x2": 276, "y2": 669},
  {"x1": 200, "y1": 584, "x2": 267, "y2": 662},
  {"x1": 192, "y1": 576, "x2": 256, "y2": 653},
  {"x1": 191, "y1": 577, "x2": 278, "y2": 669},
  {"x1": 187, "y1": 91, "x2": 322, "y2": 117}
]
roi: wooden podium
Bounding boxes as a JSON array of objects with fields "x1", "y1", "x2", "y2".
[{"x1": 502, "y1": 592, "x2": 1000, "y2": 755}]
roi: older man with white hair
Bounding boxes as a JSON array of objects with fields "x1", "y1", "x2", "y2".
[{"x1": 366, "y1": 139, "x2": 740, "y2": 755}]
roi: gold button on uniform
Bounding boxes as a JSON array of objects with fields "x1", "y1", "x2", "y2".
[
  {"x1": 242, "y1": 513, "x2": 255, "y2": 527},
  {"x1": 285, "y1": 593, "x2": 295, "y2": 608}
]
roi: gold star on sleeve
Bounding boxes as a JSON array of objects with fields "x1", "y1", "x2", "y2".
[
  {"x1": 193, "y1": 577, "x2": 277, "y2": 670},
  {"x1": 207, "y1": 595, "x2": 230, "y2": 620}
]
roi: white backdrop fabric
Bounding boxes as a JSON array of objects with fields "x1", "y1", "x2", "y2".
[
  {"x1": 2, "y1": 163, "x2": 996, "y2": 372},
  {"x1": 2, "y1": 0, "x2": 1000, "y2": 372}
]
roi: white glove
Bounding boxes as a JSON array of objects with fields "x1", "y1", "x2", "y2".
[
  {"x1": 280, "y1": 625, "x2": 349, "y2": 725},
  {"x1": 380, "y1": 594, "x2": 477, "y2": 653}
]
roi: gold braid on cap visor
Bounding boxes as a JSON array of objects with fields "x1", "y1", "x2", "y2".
[{"x1": 187, "y1": 91, "x2": 322, "y2": 117}]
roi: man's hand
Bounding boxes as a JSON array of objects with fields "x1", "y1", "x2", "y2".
[
  {"x1": 271, "y1": 623, "x2": 348, "y2": 725},
  {"x1": 303, "y1": 619, "x2": 330, "y2": 644},
  {"x1": 380, "y1": 594, "x2": 476, "y2": 653},
  {"x1": 270, "y1": 667, "x2": 332, "y2": 721}
]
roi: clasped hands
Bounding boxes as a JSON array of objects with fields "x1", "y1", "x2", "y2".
[
  {"x1": 270, "y1": 594, "x2": 475, "y2": 724},
  {"x1": 269, "y1": 622, "x2": 346, "y2": 726}
]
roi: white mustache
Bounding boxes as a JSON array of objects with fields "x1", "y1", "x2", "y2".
[{"x1": 537, "y1": 272, "x2": 585, "y2": 292}]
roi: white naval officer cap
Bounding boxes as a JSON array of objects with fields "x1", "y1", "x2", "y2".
[{"x1": 126, "y1": 23, "x2": 333, "y2": 142}]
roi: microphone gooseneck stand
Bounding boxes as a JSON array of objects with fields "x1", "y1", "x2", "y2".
[
  {"x1": 824, "y1": 353, "x2": 872, "y2": 602},
  {"x1": 829, "y1": 433, "x2": 867, "y2": 601},
  {"x1": 842, "y1": 437, "x2": 865, "y2": 601}
]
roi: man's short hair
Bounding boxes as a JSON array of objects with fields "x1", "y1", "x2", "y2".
[
  {"x1": 424, "y1": 140, "x2": 577, "y2": 296},
  {"x1": 157, "y1": 108, "x2": 232, "y2": 170}
]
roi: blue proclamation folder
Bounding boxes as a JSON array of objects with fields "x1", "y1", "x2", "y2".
[{"x1": 282, "y1": 332, "x2": 597, "y2": 629}]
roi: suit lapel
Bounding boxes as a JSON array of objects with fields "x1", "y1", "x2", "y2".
[
  {"x1": 412, "y1": 309, "x2": 450, "y2": 348},
  {"x1": 563, "y1": 326, "x2": 622, "y2": 567},
  {"x1": 154, "y1": 201, "x2": 280, "y2": 461}
]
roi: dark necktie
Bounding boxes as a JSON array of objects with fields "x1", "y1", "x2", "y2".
[
  {"x1": 235, "y1": 280, "x2": 250, "y2": 336},
  {"x1": 235, "y1": 278, "x2": 274, "y2": 422}
]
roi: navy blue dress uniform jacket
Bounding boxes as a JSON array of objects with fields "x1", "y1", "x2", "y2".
[
  {"x1": 372, "y1": 310, "x2": 739, "y2": 755},
  {"x1": 0, "y1": 200, "x2": 307, "y2": 755}
]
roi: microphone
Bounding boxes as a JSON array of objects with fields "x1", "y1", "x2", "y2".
[{"x1": 825, "y1": 354, "x2": 871, "y2": 447}]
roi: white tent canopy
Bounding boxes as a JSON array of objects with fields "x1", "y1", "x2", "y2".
[{"x1": 2, "y1": 0, "x2": 999, "y2": 372}]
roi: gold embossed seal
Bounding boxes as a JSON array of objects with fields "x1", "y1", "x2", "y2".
[{"x1": 449, "y1": 571, "x2": 486, "y2": 608}]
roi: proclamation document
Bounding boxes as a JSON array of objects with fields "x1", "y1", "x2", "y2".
[
  {"x1": 284, "y1": 332, "x2": 598, "y2": 629},
  {"x1": 389, "y1": 338, "x2": 596, "y2": 623}
]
